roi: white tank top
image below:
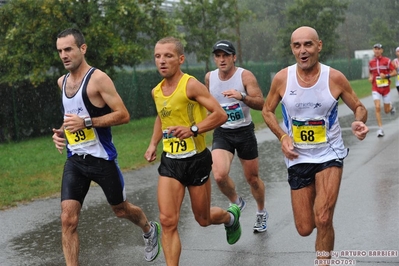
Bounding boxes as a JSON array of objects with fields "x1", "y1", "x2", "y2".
[
  {"x1": 209, "y1": 67, "x2": 252, "y2": 129},
  {"x1": 281, "y1": 63, "x2": 348, "y2": 168},
  {"x1": 62, "y1": 68, "x2": 117, "y2": 160}
]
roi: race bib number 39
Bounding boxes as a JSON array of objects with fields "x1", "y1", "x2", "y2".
[
  {"x1": 65, "y1": 128, "x2": 98, "y2": 149},
  {"x1": 291, "y1": 118, "x2": 327, "y2": 148}
]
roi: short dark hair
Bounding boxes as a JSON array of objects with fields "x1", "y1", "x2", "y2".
[{"x1": 57, "y1": 28, "x2": 86, "y2": 47}]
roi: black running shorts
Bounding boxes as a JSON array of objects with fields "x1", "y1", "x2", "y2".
[
  {"x1": 61, "y1": 154, "x2": 125, "y2": 205},
  {"x1": 158, "y1": 148, "x2": 212, "y2": 186},
  {"x1": 211, "y1": 122, "x2": 258, "y2": 160},
  {"x1": 287, "y1": 159, "x2": 344, "y2": 190}
]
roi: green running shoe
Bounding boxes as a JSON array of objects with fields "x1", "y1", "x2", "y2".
[{"x1": 225, "y1": 204, "x2": 241, "y2": 245}]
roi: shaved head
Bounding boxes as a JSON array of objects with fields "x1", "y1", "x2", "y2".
[
  {"x1": 290, "y1": 26, "x2": 322, "y2": 71},
  {"x1": 291, "y1": 26, "x2": 319, "y2": 43}
]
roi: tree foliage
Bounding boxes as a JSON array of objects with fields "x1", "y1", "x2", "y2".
[
  {"x1": 239, "y1": 0, "x2": 290, "y2": 63},
  {"x1": 0, "y1": 0, "x2": 178, "y2": 85},
  {"x1": 174, "y1": 0, "x2": 251, "y2": 72},
  {"x1": 275, "y1": 0, "x2": 348, "y2": 63},
  {"x1": 335, "y1": 0, "x2": 399, "y2": 59}
]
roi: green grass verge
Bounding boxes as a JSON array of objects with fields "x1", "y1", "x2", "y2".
[{"x1": 0, "y1": 78, "x2": 372, "y2": 209}]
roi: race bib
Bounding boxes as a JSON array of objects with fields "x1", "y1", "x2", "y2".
[
  {"x1": 65, "y1": 127, "x2": 98, "y2": 149},
  {"x1": 221, "y1": 102, "x2": 245, "y2": 125},
  {"x1": 291, "y1": 117, "x2": 327, "y2": 148},
  {"x1": 376, "y1": 76, "x2": 389, "y2": 87},
  {"x1": 162, "y1": 130, "x2": 197, "y2": 159}
]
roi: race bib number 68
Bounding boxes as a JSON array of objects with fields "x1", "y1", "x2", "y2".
[{"x1": 291, "y1": 118, "x2": 327, "y2": 148}]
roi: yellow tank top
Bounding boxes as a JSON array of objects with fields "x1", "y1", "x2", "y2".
[{"x1": 154, "y1": 74, "x2": 207, "y2": 155}]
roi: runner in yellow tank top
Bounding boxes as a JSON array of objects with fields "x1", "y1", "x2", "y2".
[
  {"x1": 145, "y1": 37, "x2": 242, "y2": 266},
  {"x1": 153, "y1": 73, "x2": 207, "y2": 156}
]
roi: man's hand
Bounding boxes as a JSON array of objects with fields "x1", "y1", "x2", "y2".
[
  {"x1": 52, "y1": 128, "x2": 66, "y2": 154},
  {"x1": 351, "y1": 121, "x2": 369, "y2": 140}
]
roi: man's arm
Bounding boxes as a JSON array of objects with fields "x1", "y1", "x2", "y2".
[
  {"x1": 90, "y1": 70, "x2": 130, "y2": 127},
  {"x1": 62, "y1": 70, "x2": 130, "y2": 132},
  {"x1": 330, "y1": 69, "x2": 369, "y2": 140},
  {"x1": 145, "y1": 114, "x2": 163, "y2": 162},
  {"x1": 262, "y1": 69, "x2": 287, "y2": 140},
  {"x1": 262, "y1": 68, "x2": 299, "y2": 160},
  {"x1": 241, "y1": 70, "x2": 264, "y2": 110},
  {"x1": 166, "y1": 77, "x2": 227, "y2": 140}
]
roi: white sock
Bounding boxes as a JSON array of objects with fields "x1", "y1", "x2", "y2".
[{"x1": 226, "y1": 213, "x2": 234, "y2": 227}]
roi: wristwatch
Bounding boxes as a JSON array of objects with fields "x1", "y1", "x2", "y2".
[
  {"x1": 84, "y1": 117, "x2": 93, "y2": 129},
  {"x1": 190, "y1": 125, "x2": 199, "y2": 137},
  {"x1": 240, "y1": 92, "x2": 247, "y2": 101}
]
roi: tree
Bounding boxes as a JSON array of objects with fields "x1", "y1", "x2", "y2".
[
  {"x1": 275, "y1": 0, "x2": 348, "y2": 63},
  {"x1": 239, "y1": 0, "x2": 291, "y2": 63},
  {"x1": 368, "y1": 0, "x2": 399, "y2": 58},
  {"x1": 0, "y1": 0, "x2": 178, "y2": 86},
  {"x1": 174, "y1": 0, "x2": 251, "y2": 72},
  {"x1": 334, "y1": 0, "x2": 399, "y2": 60}
]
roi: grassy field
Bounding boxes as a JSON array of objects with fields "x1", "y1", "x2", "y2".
[{"x1": 0, "y1": 78, "x2": 372, "y2": 209}]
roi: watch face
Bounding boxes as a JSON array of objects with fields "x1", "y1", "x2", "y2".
[
  {"x1": 191, "y1": 125, "x2": 198, "y2": 136},
  {"x1": 85, "y1": 117, "x2": 92, "y2": 127}
]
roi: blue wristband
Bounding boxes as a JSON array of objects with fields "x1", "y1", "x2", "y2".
[{"x1": 386, "y1": 74, "x2": 391, "y2": 79}]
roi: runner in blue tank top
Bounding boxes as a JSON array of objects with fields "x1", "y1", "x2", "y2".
[{"x1": 52, "y1": 28, "x2": 160, "y2": 264}]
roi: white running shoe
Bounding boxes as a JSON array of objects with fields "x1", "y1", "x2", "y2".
[
  {"x1": 253, "y1": 211, "x2": 269, "y2": 233},
  {"x1": 390, "y1": 106, "x2": 396, "y2": 115},
  {"x1": 377, "y1": 129, "x2": 385, "y2": 137},
  {"x1": 143, "y1": 221, "x2": 161, "y2": 262}
]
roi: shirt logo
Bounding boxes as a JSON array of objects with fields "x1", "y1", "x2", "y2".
[
  {"x1": 160, "y1": 107, "x2": 172, "y2": 118},
  {"x1": 66, "y1": 107, "x2": 84, "y2": 115},
  {"x1": 295, "y1": 102, "x2": 322, "y2": 109}
]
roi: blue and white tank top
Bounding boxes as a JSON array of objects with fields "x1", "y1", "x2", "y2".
[
  {"x1": 62, "y1": 67, "x2": 117, "y2": 160},
  {"x1": 209, "y1": 67, "x2": 252, "y2": 129},
  {"x1": 281, "y1": 63, "x2": 348, "y2": 167}
]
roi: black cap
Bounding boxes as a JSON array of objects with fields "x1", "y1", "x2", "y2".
[
  {"x1": 212, "y1": 40, "x2": 236, "y2": 55},
  {"x1": 373, "y1": 43, "x2": 383, "y2": 49}
]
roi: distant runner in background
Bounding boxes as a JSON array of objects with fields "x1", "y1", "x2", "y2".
[{"x1": 368, "y1": 43, "x2": 397, "y2": 137}]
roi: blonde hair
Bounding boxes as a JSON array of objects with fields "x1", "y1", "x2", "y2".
[{"x1": 156, "y1": 37, "x2": 184, "y2": 56}]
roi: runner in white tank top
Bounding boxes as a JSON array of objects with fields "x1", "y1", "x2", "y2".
[
  {"x1": 205, "y1": 40, "x2": 269, "y2": 233},
  {"x1": 281, "y1": 63, "x2": 348, "y2": 168},
  {"x1": 262, "y1": 26, "x2": 369, "y2": 262}
]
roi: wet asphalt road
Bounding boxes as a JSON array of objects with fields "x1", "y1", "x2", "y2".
[{"x1": 0, "y1": 92, "x2": 398, "y2": 266}]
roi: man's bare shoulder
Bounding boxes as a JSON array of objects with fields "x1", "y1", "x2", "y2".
[
  {"x1": 272, "y1": 67, "x2": 289, "y2": 85},
  {"x1": 241, "y1": 68, "x2": 258, "y2": 82},
  {"x1": 57, "y1": 75, "x2": 65, "y2": 89},
  {"x1": 329, "y1": 67, "x2": 348, "y2": 84}
]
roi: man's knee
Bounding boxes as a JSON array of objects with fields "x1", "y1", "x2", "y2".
[
  {"x1": 296, "y1": 222, "x2": 315, "y2": 236},
  {"x1": 61, "y1": 211, "x2": 79, "y2": 231},
  {"x1": 246, "y1": 174, "x2": 263, "y2": 188},
  {"x1": 159, "y1": 213, "x2": 179, "y2": 231},
  {"x1": 213, "y1": 173, "x2": 229, "y2": 186},
  {"x1": 315, "y1": 211, "x2": 333, "y2": 230}
]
